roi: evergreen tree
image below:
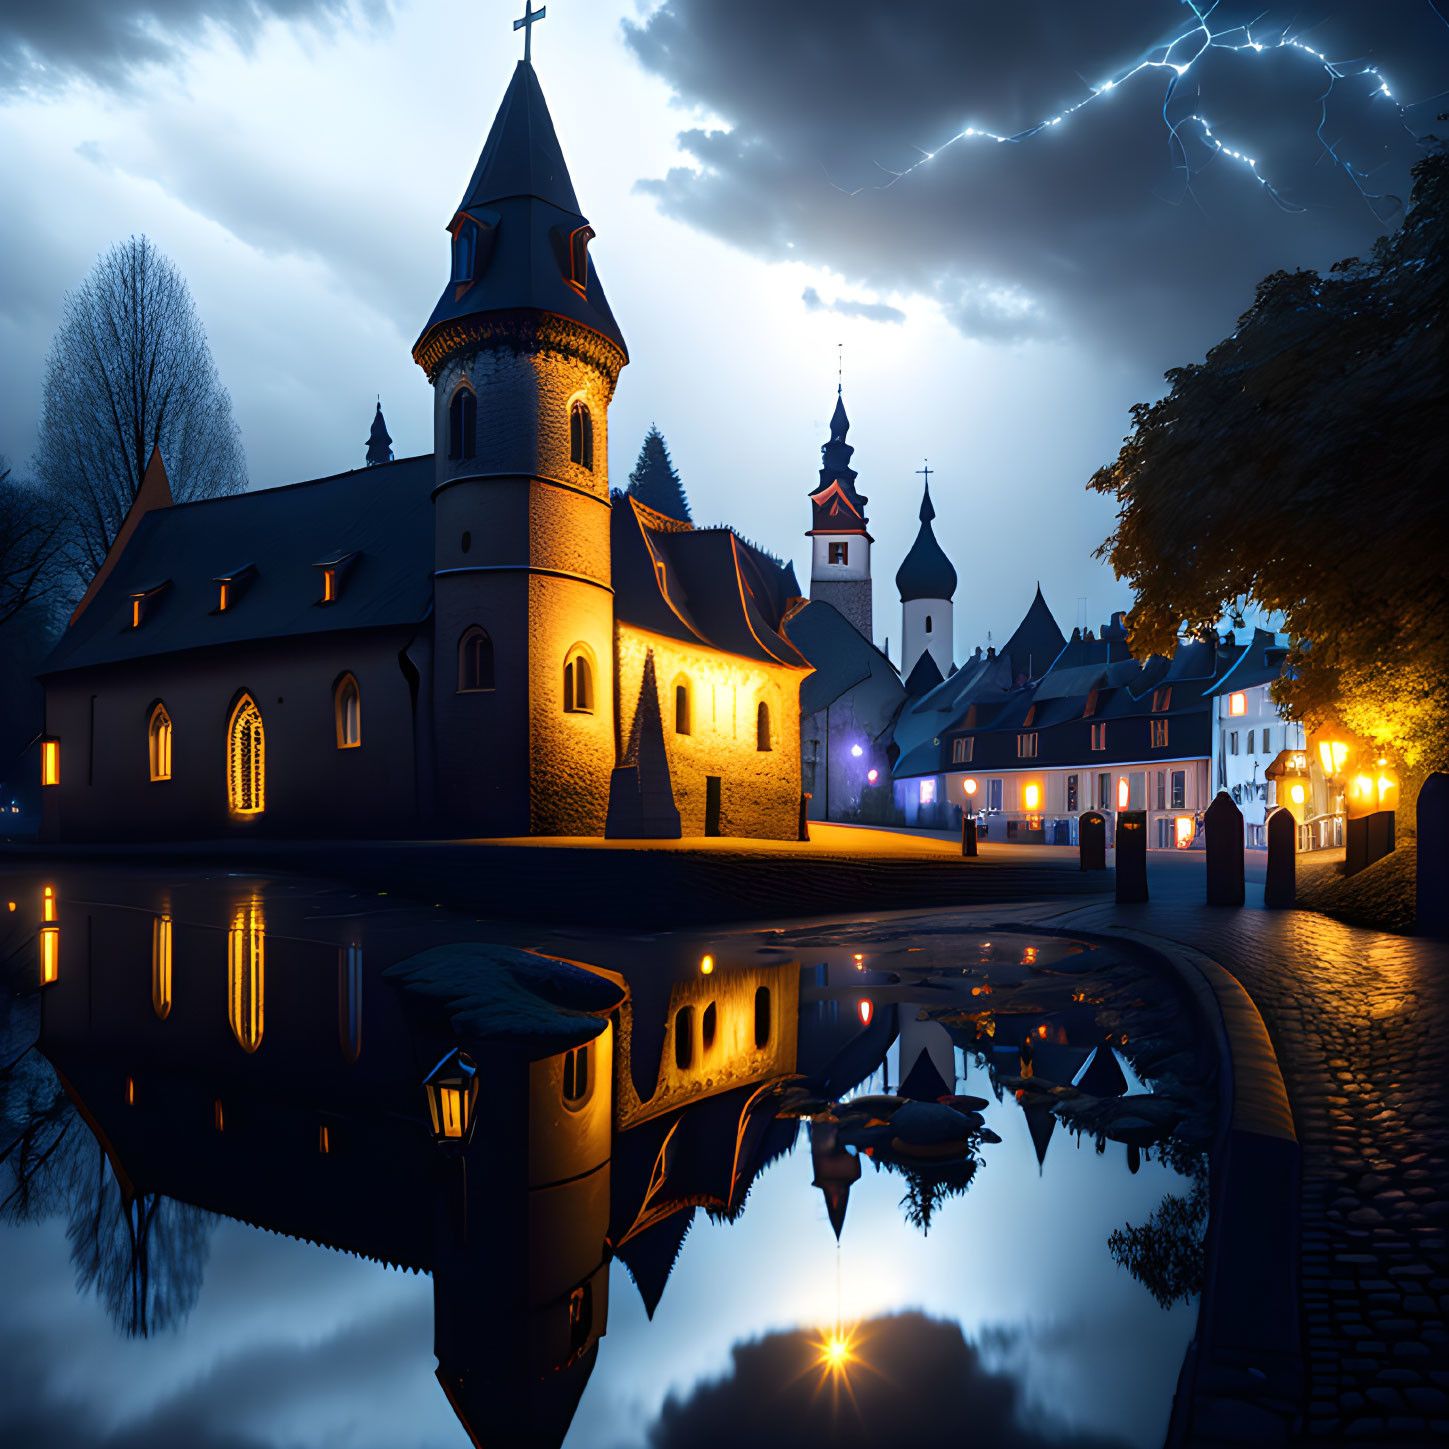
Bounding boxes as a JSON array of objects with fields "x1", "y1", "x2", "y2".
[{"x1": 627, "y1": 425, "x2": 691, "y2": 523}]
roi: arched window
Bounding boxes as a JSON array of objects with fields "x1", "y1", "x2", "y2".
[
  {"x1": 754, "y1": 986, "x2": 771, "y2": 1049},
  {"x1": 562, "y1": 1043, "x2": 590, "y2": 1107},
  {"x1": 569, "y1": 399, "x2": 593, "y2": 469},
  {"x1": 674, "y1": 681, "x2": 691, "y2": 736},
  {"x1": 334, "y1": 674, "x2": 361, "y2": 749},
  {"x1": 227, "y1": 695, "x2": 265, "y2": 814},
  {"x1": 674, "y1": 1006, "x2": 694, "y2": 1070},
  {"x1": 458, "y1": 627, "x2": 495, "y2": 692},
  {"x1": 925, "y1": 615, "x2": 933, "y2": 634},
  {"x1": 452, "y1": 220, "x2": 477, "y2": 282},
  {"x1": 567, "y1": 225, "x2": 595, "y2": 291},
  {"x1": 756, "y1": 701, "x2": 772, "y2": 752},
  {"x1": 564, "y1": 648, "x2": 594, "y2": 713},
  {"x1": 148, "y1": 703, "x2": 172, "y2": 781},
  {"x1": 449, "y1": 388, "x2": 476, "y2": 461},
  {"x1": 701, "y1": 1001, "x2": 717, "y2": 1051}
]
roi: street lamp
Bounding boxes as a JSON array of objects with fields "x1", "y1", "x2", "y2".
[{"x1": 423, "y1": 1048, "x2": 479, "y2": 1151}]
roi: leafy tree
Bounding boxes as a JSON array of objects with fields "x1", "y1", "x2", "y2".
[
  {"x1": 0, "y1": 457, "x2": 61, "y2": 631},
  {"x1": 1089, "y1": 151, "x2": 1449, "y2": 781},
  {"x1": 1107, "y1": 1145, "x2": 1209, "y2": 1309},
  {"x1": 628, "y1": 424, "x2": 692, "y2": 523},
  {"x1": 34, "y1": 235, "x2": 247, "y2": 583}
]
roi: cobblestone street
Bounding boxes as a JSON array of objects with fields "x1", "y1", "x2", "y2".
[{"x1": 1052, "y1": 875, "x2": 1449, "y2": 1442}]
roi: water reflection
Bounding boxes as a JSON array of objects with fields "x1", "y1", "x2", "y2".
[{"x1": 0, "y1": 873, "x2": 1215, "y2": 1447}]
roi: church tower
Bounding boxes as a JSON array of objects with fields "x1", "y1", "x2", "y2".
[
  {"x1": 806, "y1": 389, "x2": 872, "y2": 639},
  {"x1": 413, "y1": 55, "x2": 628, "y2": 836},
  {"x1": 895, "y1": 478, "x2": 957, "y2": 687}
]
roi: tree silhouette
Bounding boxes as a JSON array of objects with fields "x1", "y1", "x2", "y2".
[
  {"x1": 1107, "y1": 1141, "x2": 1208, "y2": 1308},
  {"x1": 1089, "y1": 149, "x2": 1449, "y2": 780},
  {"x1": 0, "y1": 458, "x2": 62, "y2": 632},
  {"x1": 628, "y1": 425, "x2": 692, "y2": 523},
  {"x1": 34, "y1": 234, "x2": 247, "y2": 584}
]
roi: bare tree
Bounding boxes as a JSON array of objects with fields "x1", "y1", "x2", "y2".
[
  {"x1": 34, "y1": 235, "x2": 247, "y2": 580},
  {"x1": 0, "y1": 457, "x2": 62, "y2": 630}
]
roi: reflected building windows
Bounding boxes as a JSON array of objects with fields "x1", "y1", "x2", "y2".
[
  {"x1": 227, "y1": 900, "x2": 265, "y2": 1053},
  {"x1": 152, "y1": 914, "x2": 172, "y2": 1019},
  {"x1": 562, "y1": 1043, "x2": 590, "y2": 1107}
]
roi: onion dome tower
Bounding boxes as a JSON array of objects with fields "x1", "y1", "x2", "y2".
[
  {"x1": 413, "y1": 46, "x2": 628, "y2": 837},
  {"x1": 895, "y1": 477, "x2": 957, "y2": 684},
  {"x1": 365, "y1": 400, "x2": 393, "y2": 466},
  {"x1": 806, "y1": 389, "x2": 873, "y2": 639}
]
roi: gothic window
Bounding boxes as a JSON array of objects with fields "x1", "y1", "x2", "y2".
[
  {"x1": 754, "y1": 986, "x2": 772, "y2": 1049},
  {"x1": 569, "y1": 400, "x2": 593, "y2": 469},
  {"x1": 459, "y1": 627, "x2": 495, "y2": 692},
  {"x1": 227, "y1": 695, "x2": 265, "y2": 814},
  {"x1": 453, "y1": 220, "x2": 477, "y2": 283},
  {"x1": 148, "y1": 703, "x2": 172, "y2": 781},
  {"x1": 828, "y1": 541, "x2": 848, "y2": 565},
  {"x1": 448, "y1": 388, "x2": 476, "y2": 461},
  {"x1": 334, "y1": 674, "x2": 361, "y2": 749},
  {"x1": 674, "y1": 681, "x2": 691, "y2": 735},
  {"x1": 564, "y1": 648, "x2": 594, "y2": 714},
  {"x1": 756, "y1": 701, "x2": 772, "y2": 752}
]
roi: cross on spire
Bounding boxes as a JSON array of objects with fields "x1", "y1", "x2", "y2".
[
  {"x1": 513, "y1": 0, "x2": 546, "y2": 62},
  {"x1": 917, "y1": 460, "x2": 933, "y2": 488},
  {"x1": 837, "y1": 341, "x2": 843, "y2": 392}
]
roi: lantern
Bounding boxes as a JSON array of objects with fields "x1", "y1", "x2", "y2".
[
  {"x1": 1265, "y1": 749, "x2": 1312, "y2": 822},
  {"x1": 1345, "y1": 763, "x2": 1399, "y2": 820},
  {"x1": 423, "y1": 1048, "x2": 479, "y2": 1150}
]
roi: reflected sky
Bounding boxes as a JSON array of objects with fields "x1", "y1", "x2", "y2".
[{"x1": 0, "y1": 868, "x2": 1206, "y2": 1448}]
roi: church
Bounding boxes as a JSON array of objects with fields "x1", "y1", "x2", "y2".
[{"x1": 37, "y1": 57, "x2": 811, "y2": 844}]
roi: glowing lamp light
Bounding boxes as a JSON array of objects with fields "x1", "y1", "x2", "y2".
[
  {"x1": 963, "y1": 778, "x2": 978, "y2": 796},
  {"x1": 423, "y1": 1048, "x2": 479, "y2": 1151},
  {"x1": 850, "y1": 744, "x2": 863, "y2": 757},
  {"x1": 1023, "y1": 783, "x2": 1040, "y2": 812},
  {"x1": 1290, "y1": 783, "x2": 1306, "y2": 805},
  {"x1": 858, "y1": 999, "x2": 873, "y2": 1025},
  {"x1": 1175, "y1": 815, "x2": 1195, "y2": 848},
  {"x1": 1229, "y1": 692, "x2": 1246, "y2": 716},
  {"x1": 1317, "y1": 739, "x2": 1349, "y2": 777},
  {"x1": 700, "y1": 955, "x2": 714, "y2": 975},
  {"x1": 867, "y1": 769, "x2": 878, "y2": 783},
  {"x1": 1117, "y1": 777, "x2": 1130, "y2": 810},
  {"x1": 42, "y1": 886, "x2": 56, "y2": 922}
]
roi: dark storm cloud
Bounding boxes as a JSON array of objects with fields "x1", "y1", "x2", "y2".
[
  {"x1": 0, "y1": 0, "x2": 388, "y2": 93},
  {"x1": 626, "y1": 1, "x2": 1449, "y2": 360},
  {"x1": 645, "y1": 1312, "x2": 1129, "y2": 1449},
  {"x1": 801, "y1": 286, "x2": 906, "y2": 324}
]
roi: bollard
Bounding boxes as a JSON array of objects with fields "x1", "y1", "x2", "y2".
[
  {"x1": 1079, "y1": 811, "x2": 1107, "y2": 870},
  {"x1": 798, "y1": 792, "x2": 811, "y2": 843},
  {"x1": 1264, "y1": 805, "x2": 1296, "y2": 909},
  {"x1": 1204, "y1": 791, "x2": 1245, "y2": 906},
  {"x1": 962, "y1": 813, "x2": 978, "y2": 858},
  {"x1": 1417, "y1": 774, "x2": 1449, "y2": 937},
  {"x1": 1345, "y1": 809, "x2": 1395, "y2": 877},
  {"x1": 1115, "y1": 810, "x2": 1148, "y2": 903}
]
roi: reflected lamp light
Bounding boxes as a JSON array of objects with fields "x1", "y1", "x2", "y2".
[{"x1": 423, "y1": 1048, "x2": 479, "y2": 1150}]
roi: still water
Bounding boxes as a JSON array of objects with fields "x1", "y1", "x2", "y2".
[{"x1": 0, "y1": 869, "x2": 1215, "y2": 1448}]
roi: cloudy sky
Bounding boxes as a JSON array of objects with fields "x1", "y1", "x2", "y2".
[{"x1": 0, "y1": 0, "x2": 1444, "y2": 651}]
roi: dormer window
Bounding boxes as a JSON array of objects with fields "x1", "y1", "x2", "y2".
[
  {"x1": 322, "y1": 568, "x2": 336, "y2": 603},
  {"x1": 452, "y1": 220, "x2": 478, "y2": 283},
  {"x1": 569, "y1": 399, "x2": 593, "y2": 469},
  {"x1": 314, "y1": 552, "x2": 358, "y2": 605},
  {"x1": 214, "y1": 564, "x2": 256, "y2": 614},
  {"x1": 566, "y1": 225, "x2": 595, "y2": 294},
  {"x1": 128, "y1": 582, "x2": 169, "y2": 629}
]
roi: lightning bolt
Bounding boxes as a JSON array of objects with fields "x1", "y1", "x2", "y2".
[{"x1": 858, "y1": 1, "x2": 1424, "y2": 217}]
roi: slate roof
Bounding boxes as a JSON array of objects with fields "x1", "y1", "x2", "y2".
[
  {"x1": 612, "y1": 496, "x2": 810, "y2": 669},
  {"x1": 894, "y1": 483, "x2": 957, "y2": 602},
  {"x1": 41, "y1": 456, "x2": 436, "y2": 677},
  {"x1": 782, "y1": 599, "x2": 905, "y2": 736},
  {"x1": 414, "y1": 60, "x2": 627, "y2": 362},
  {"x1": 1209, "y1": 627, "x2": 1290, "y2": 696}
]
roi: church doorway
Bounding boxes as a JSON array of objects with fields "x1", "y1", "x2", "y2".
[{"x1": 704, "y1": 776, "x2": 722, "y2": 836}]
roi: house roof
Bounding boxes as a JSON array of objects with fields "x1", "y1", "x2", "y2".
[
  {"x1": 894, "y1": 483, "x2": 957, "y2": 602},
  {"x1": 612, "y1": 496, "x2": 810, "y2": 669},
  {"x1": 41, "y1": 455, "x2": 436, "y2": 677},
  {"x1": 413, "y1": 60, "x2": 627, "y2": 367},
  {"x1": 1208, "y1": 627, "x2": 1290, "y2": 696},
  {"x1": 782, "y1": 599, "x2": 905, "y2": 732}
]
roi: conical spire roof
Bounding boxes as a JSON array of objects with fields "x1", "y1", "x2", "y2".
[
  {"x1": 999, "y1": 584, "x2": 1067, "y2": 684},
  {"x1": 365, "y1": 401, "x2": 393, "y2": 466},
  {"x1": 414, "y1": 60, "x2": 627, "y2": 374},
  {"x1": 895, "y1": 482, "x2": 957, "y2": 602}
]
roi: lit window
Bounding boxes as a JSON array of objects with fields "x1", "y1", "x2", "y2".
[
  {"x1": 569, "y1": 400, "x2": 593, "y2": 469},
  {"x1": 674, "y1": 680, "x2": 691, "y2": 735},
  {"x1": 318, "y1": 1125, "x2": 331, "y2": 1154},
  {"x1": 564, "y1": 649, "x2": 594, "y2": 714},
  {"x1": 322, "y1": 568, "x2": 337, "y2": 604},
  {"x1": 562, "y1": 1043, "x2": 590, "y2": 1106},
  {"x1": 828, "y1": 541, "x2": 848, "y2": 565},
  {"x1": 1151, "y1": 718, "x2": 1169, "y2": 748},
  {"x1": 218, "y1": 582, "x2": 230, "y2": 612},
  {"x1": 1090, "y1": 722, "x2": 1107, "y2": 751},
  {"x1": 40, "y1": 925, "x2": 59, "y2": 985},
  {"x1": 1023, "y1": 782, "x2": 1041, "y2": 811},
  {"x1": 1152, "y1": 687, "x2": 1172, "y2": 711},
  {"x1": 131, "y1": 598, "x2": 141, "y2": 628},
  {"x1": 919, "y1": 778, "x2": 936, "y2": 805},
  {"x1": 1117, "y1": 776, "x2": 1130, "y2": 810},
  {"x1": 41, "y1": 738, "x2": 60, "y2": 786},
  {"x1": 1175, "y1": 816, "x2": 1195, "y2": 847},
  {"x1": 214, "y1": 1100, "x2": 225, "y2": 1132},
  {"x1": 756, "y1": 701, "x2": 772, "y2": 752},
  {"x1": 334, "y1": 674, "x2": 361, "y2": 749},
  {"x1": 148, "y1": 704, "x2": 172, "y2": 781},
  {"x1": 1017, "y1": 733, "x2": 1038, "y2": 759},
  {"x1": 227, "y1": 695, "x2": 265, "y2": 814},
  {"x1": 42, "y1": 885, "x2": 56, "y2": 922},
  {"x1": 1229, "y1": 691, "x2": 1247, "y2": 716},
  {"x1": 152, "y1": 914, "x2": 172, "y2": 1019},
  {"x1": 458, "y1": 627, "x2": 494, "y2": 692},
  {"x1": 566, "y1": 225, "x2": 595, "y2": 292},
  {"x1": 227, "y1": 900, "x2": 264, "y2": 1053},
  {"x1": 449, "y1": 388, "x2": 477, "y2": 462}
]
